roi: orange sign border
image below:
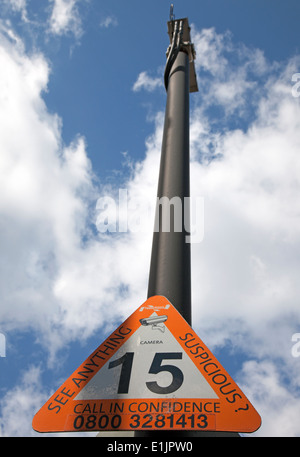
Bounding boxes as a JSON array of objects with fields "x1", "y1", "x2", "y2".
[{"x1": 32, "y1": 296, "x2": 261, "y2": 433}]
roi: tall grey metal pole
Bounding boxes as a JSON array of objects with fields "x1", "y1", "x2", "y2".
[
  {"x1": 135, "y1": 15, "x2": 239, "y2": 438},
  {"x1": 147, "y1": 48, "x2": 192, "y2": 324}
]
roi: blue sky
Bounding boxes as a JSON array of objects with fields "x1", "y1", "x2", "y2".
[{"x1": 0, "y1": 0, "x2": 300, "y2": 437}]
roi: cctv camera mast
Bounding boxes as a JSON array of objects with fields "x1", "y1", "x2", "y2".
[
  {"x1": 32, "y1": 5, "x2": 261, "y2": 439},
  {"x1": 147, "y1": 9, "x2": 197, "y2": 328}
]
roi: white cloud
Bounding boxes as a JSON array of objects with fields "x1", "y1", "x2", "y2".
[
  {"x1": 191, "y1": 27, "x2": 273, "y2": 118},
  {"x1": 188, "y1": 33, "x2": 300, "y2": 356},
  {"x1": 186, "y1": 28, "x2": 300, "y2": 436},
  {"x1": 49, "y1": 0, "x2": 83, "y2": 37},
  {"x1": 193, "y1": 27, "x2": 232, "y2": 76},
  {"x1": 0, "y1": 366, "x2": 46, "y2": 437},
  {"x1": 2, "y1": 0, "x2": 84, "y2": 38},
  {"x1": 238, "y1": 360, "x2": 300, "y2": 437},
  {"x1": 133, "y1": 71, "x2": 163, "y2": 92},
  {"x1": 0, "y1": 365, "x2": 94, "y2": 436},
  {"x1": 2, "y1": 0, "x2": 28, "y2": 22},
  {"x1": 99, "y1": 15, "x2": 118, "y2": 29},
  {"x1": 0, "y1": 23, "x2": 96, "y2": 351}
]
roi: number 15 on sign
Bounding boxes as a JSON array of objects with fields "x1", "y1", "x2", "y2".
[{"x1": 109, "y1": 352, "x2": 184, "y2": 395}]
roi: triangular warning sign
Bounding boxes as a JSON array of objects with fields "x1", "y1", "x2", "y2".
[{"x1": 32, "y1": 296, "x2": 261, "y2": 434}]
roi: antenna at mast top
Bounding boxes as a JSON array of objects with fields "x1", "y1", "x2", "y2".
[{"x1": 170, "y1": 4, "x2": 175, "y2": 21}]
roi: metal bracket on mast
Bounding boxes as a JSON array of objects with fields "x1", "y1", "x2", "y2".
[{"x1": 165, "y1": 17, "x2": 198, "y2": 93}]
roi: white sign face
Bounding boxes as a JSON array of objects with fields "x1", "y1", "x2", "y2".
[{"x1": 75, "y1": 313, "x2": 218, "y2": 401}]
